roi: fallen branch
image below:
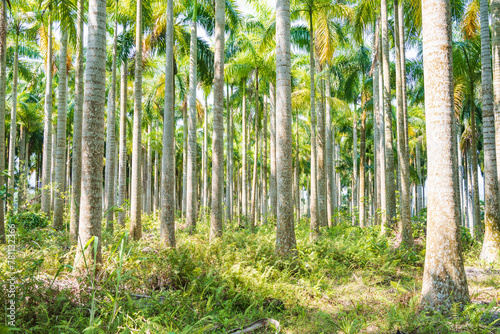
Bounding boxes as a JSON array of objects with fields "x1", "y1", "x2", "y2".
[{"x1": 226, "y1": 318, "x2": 280, "y2": 334}]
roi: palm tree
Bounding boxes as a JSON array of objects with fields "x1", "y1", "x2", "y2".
[
  {"x1": 52, "y1": 31, "x2": 68, "y2": 230},
  {"x1": 130, "y1": 0, "x2": 143, "y2": 240},
  {"x1": 105, "y1": 5, "x2": 119, "y2": 232},
  {"x1": 161, "y1": 0, "x2": 176, "y2": 248},
  {"x1": 69, "y1": 0, "x2": 84, "y2": 241},
  {"x1": 41, "y1": 12, "x2": 53, "y2": 215},
  {"x1": 420, "y1": 0, "x2": 469, "y2": 309},
  {"x1": 479, "y1": 0, "x2": 500, "y2": 263},
  {"x1": 74, "y1": 0, "x2": 107, "y2": 268},
  {"x1": 210, "y1": 0, "x2": 225, "y2": 239},
  {"x1": 275, "y1": 0, "x2": 297, "y2": 257}
]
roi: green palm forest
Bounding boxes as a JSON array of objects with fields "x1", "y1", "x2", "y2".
[{"x1": 2, "y1": 0, "x2": 500, "y2": 331}]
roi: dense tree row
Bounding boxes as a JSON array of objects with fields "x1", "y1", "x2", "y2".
[{"x1": 2, "y1": 0, "x2": 500, "y2": 311}]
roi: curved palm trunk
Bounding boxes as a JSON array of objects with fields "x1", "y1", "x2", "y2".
[
  {"x1": 105, "y1": 17, "x2": 118, "y2": 231},
  {"x1": 210, "y1": 0, "x2": 225, "y2": 239},
  {"x1": 275, "y1": 0, "x2": 297, "y2": 257},
  {"x1": 309, "y1": 10, "x2": 319, "y2": 240},
  {"x1": 420, "y1": 0, "x2": 469, "y2": 308},
  {"x1": 186, "y1": 3, "x2": 198, "y2": 232},
  {"x1": 74, "y1": 0, "x2": 107, "y2": 268},
  {"x1": 53, "y1": 32, "x2": 68, "y2": 229},
  {"x1": 394, "y1": 0, "x2": 412, "y2": 248},
  {"x1": 70, "y1": 0, "x2": 85, "y2": 241},
  {"x1": 380, "y1": 0, "x2": 396, "y2": 234},
  {"x1": 41, "y1": 17, "x2": 53, "y2": 214},
  {"x1": 7, "y1": 33, "x2": 19, "y2": 207},
  {"x1": 0, "y1": 0, "x2": 6, "y2": 243},
  {"x1": 130, "y1": 0, "x2": 143, "y2": 240},
  {"x1": 161, "y1": 0, "x2": 176, "y2": 247},
  {"x1": 480, "y1": 0, "x2": 500, "y2": 262}
]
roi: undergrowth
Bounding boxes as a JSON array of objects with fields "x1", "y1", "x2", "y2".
[{"x1": 0, "y1": 212, "x2": 499, "y2": 333}]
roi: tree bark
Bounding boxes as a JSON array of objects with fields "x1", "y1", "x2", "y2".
[
  {"x1": 0, "y1": 0, "x2": 6, "y2": 243},
  {"x1": 269, "y1": 82, "x2": 277, "y2": 219},
  {"x1": 130, "y1": 0, "x2": 143, "y2": 240},
  {"x1": 74, "y1": 0, "x2": 107, "y2": 268},
  {"x1": 480, "y1": 0, "x2": 500, "y2": 262},
  {"x1": 117, "y1": 57, "x2": 127, "y2": 227},
  {"x1": 420, "y1": 0, "x2": 469, "y2": 308},
  {"x1": 275, "y1": 0, "x2": 297, "y2": 257},
  {"x1": 317, "y1": 65, "x2": 327, "y2": 228},
  {"x1": 41, "y1": 17, "x2": 53, "y2": 215},
  {"x1": 251, "y1": 70, "x2": 260, "y2": 227},
  {"x1": 53, "y1": 32, "x2": 68, "y2": 229},
  {"x1": 7, "y1": 33, "x2": 19, "y2": 207},
  {"x1": 210, "y1": 0, "x2": 225, "y2": 239}
]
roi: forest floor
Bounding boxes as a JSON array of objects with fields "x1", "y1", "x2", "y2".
[{"x1": 1, "y1": 210, "x2": 500, "y2": 333}]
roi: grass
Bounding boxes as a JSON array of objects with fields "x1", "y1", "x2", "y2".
[{"x1": 1, "y1": 210, "x2": 500, "y2": 333}]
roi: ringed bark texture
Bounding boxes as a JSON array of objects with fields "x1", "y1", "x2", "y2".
[
  {"x1": 275, "y1": 0, "x2": 297, "y2": 258},
  {"x1": 74, "y1": 0, "x2": 107, "y2": 268},
  {"x1": 420, "y1": 0, "x2": 469, "y2": 308}
]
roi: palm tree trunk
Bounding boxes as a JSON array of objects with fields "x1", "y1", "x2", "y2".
[
  {"x1": 492, "y1": 0, "x2": 500, "y2": 190},
  {"x1": 226, "y1": 83, "x2": 234, "y2": 224},
  {"x1": 359, "y1": 111, "x2": 366, "y2": 227},
  {"x1": 326, "y1": 68, "x2": 333, "y2": 227},
  {"x1": 295, "y1": 114, "x2": 300, "y2": 224},
  {"x1": 186, "y1": 2, "x2": 199, "y2": 232},
  {"x1": 480, "y1": 0, "x2": 500, "y2": 262},
  {"x1": 309, "y1": 10, "x2": 319, "y2": 241},
  {"x1": 316, "y1": 65, "x2": 327, "y2": 228},
  {"x1": 242, "y1": 82, "x2": 248, "y2": 221},
  {"x1": 269, "y1": 82, "x2": 277, "y2": 218},
  {"x1": 53, "y1": 32, "x2": 68, "y2": 230},
  {"x1": 470, "y1": 96, "x2": 482, "y2": 239},
  {"x1": 210, "y1": 0, "x2": 225, "y2": 239},
  {"x1": 161, "y1": 0, "x2": 176, "y2": 247},
  {"x1": 275, "y1": 0, "x2": 297, "y2": 257},
  {"x1": 41, "y1": 17, "x2": 53, "y2": 215},
  {"x1": 0, "y1": 0, "x2": 6, "y2": 243},
  {"x1": 262, "y1": 95, "x2": 268, "y2": 225},
  {"x1": 420, "y1": 0, "x2": 469, "y2": 308},
  {"x1": 18, "y1": 125, "x2": 26, "y2": 208},
  {"x1": 381, "y1": 0, "x2": 396, "y2": 234},
  {"x1": 373, "y1": 22, "x2": 381, "y2": 225},
  {"x1": 74, "y1": 0, "x2": 107, "y2": 268},
  {"x1": 117, "y1": 57, "x2": 128, "y2": 227},
  {"x1": 7, "y1": 33, "x2": 19, "y2": 207},
  {"x1": 352, "y1": 113, "x2": 357, "y2": 225},
  {"x1": 394, "y1": 0, "x2": 413, "y2": 248},
  {"x1": 182, "y1": 103, "x2": 188, "y2": 217},
  {"x1": 203, "y1": 97, "x2": 208, "y2": 210},
  {"x1": 70, "y1": 0, "x2": 85, "y2": 240},
  {"x1": 105, "y1": 17, "x2": 118, "y2": 231},
  {"x1": 130, "y1": 0, "x2": 143, "y2": 240},
  {"x1": 146, "y1": 126, "x2": 152, "y2": 215},
  {"x1": 250, "y1": 70, "x2": 260, "y2": 227},
  {"x1": 416, "y1": 137, "x2": 423, "y2": 214}
]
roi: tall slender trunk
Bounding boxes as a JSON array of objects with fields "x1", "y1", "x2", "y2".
[
  {"x1": 251, "y1": 70, "x2": 260, "y2": 226},
  {"x1": 145, "y1": 125, "x2": 152, "y2": 215},
  {"x1": 117, "y1": 57, "x2": 127, "y2": 227},
  {"x1": 203, "y1": 97, "x2": 208, "y2": 210},
  {"x1": 70, "y1": 0, "x2": 85, "y2": 240},
  {"x1": 470, "y1": 93, "x2": 482, "y2": 239},
  {"x1": 18, "y1": 125, "x2": 26, "y2": 208},
  {"x1": 41, "y1": 17, "x2": 53, "y2": 214},
  {"x1": 359, "y1": 111, "x2": 366, "y2": 227},
  {"x1": 480, "y1": 0, "x2": 500, "y2": 262},
  {"x1": 210, "y1": 0, "x2": 225, "y2": 239},
  {"x1": 242, "y1": 82, "x2": 248, "y2": 221},
  {"x1": 161, "y1": 0, "x2": 176, "y2": 247},
  {"x1": 74, "y1": 0, "x2": 107, "y2": 268},
  {"x1": 295, "y1": 112, "x2": 300, "y2": 224},
  {"x1": 381, "y1": 0, "x2": 396, "y2": 233},
  {"x1": 373, "y1": 20, "x2": 381, "y2": 225},
  {"x1": 182, "y1": 103, "x2": 187, "y2": 217},
  {"x1": 53, "y1": 32, "x2": 68, "y2": 229},
  {"x1": 394, "y1": 0, "x2": 413, "y2": 247},
  {"x1": 262, "y1": 95, "x2": 268, "y2": 225},
  {"x1": 269, "y1": 83, "x2": 277, "y2": 218},
  {"x1": 317, "y1": 65, "x2": 327, "y2": 227},
  {"x1": 494, "y1": 0, "x2": 500, "y2": 194},
  {"x1": 186, "y1": 3, "x2": 199, "y2": 232},
  {"x1": 352, "y1": 112, "x2": 357, "y2": 225},
  {"x1": 7, "y1": 33, "x2": 19, "y2": 206},
  {"x1": 226, "y1": 83, "x2": 233, "y2": 224},
  {"x1": 105, "y1": 16, "x2": 118, "y2": 231},
  {"x1": 275, "y1": 0, "x2": 297, "y2": 257},
  {"x1": 309, "y1": 9, "x2": 319, "y2": 240},
  {"x1": 130, "y1": 0, "x2": 143, "y2": 240},
  {"x1": 416, "y1": 137, "x2": 423, "y2": 214},
  {"x1": 420, "y1": 0, "x2": 469, "y2": 308},
  {"x1": 326, "y1": 68, "x2": 333, "y2": 227}
]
